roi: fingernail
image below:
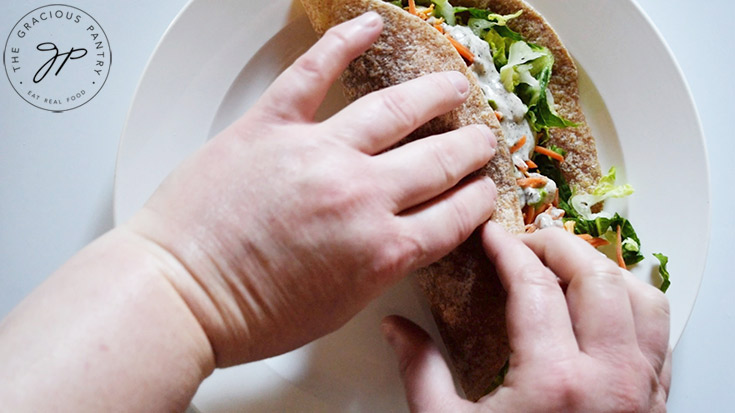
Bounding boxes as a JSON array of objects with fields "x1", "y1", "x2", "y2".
[
  {"x1": 380, "y1": 319, "x2": 404, "y2": 354},
  {"x1": 380, "y1": 320, "x2": 396, "y2": 344},
  {"x1": 446, "y1": 71, "x2": 469, "y2": 96},
  {"x1": 356, "y1": 11, "x2": 382, "y2": 28},
  {"x1": 476, "y1": 125, "x2": 496, "y2": 149}
]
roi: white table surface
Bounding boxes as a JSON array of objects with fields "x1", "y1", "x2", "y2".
[{"x1": 1, "y1": 0, "x2": 731, "y2": 411}]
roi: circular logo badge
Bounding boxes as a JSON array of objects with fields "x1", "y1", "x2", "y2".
[{"x1": 3, "y1": 4, "x2": 111, "y2": 112}]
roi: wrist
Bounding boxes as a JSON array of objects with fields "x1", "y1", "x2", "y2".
[
  {"x1": 0, "y1": 225, "x2": 216, "y2": 411},
  {"x1": 123, "y1": 205, "x2": 262, "y2": 367}
]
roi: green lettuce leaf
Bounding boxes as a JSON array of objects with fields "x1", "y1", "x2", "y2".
[
  {"x1": 570, "y1": 167, "x2": 634, "y2": 221},
  {"x1": 529, "y1": 67, "x2": 579, "y2": 131},
  {"x1": 569, "y1": 214, "x2": 644, "y2": 266},
  {"x1": 484, "y1": 28, "x2": 516, "y2": 67},
  {"x1": 653, "y1": 253, "x2": 671, "y2": 293},
  {"x1": 495, "y1": 41, "x2": 577, "y2": 132},
  {"x1": 592, "y1": 166, "x2": 635, "y2": 197},
  {"x1": 537, "y1": 160, "x2": 645, "y2": 266},
  {"x1": 535, "y1": 154, "x2": 575, "y2": 216},
  {"x1": 499, "y1": 41, "x2": 548, "y2": 92},
  {"x1": 432, "y1": 0, "x2": 456, "y2": 25}
]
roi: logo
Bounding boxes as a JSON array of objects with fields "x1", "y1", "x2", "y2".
[{"x1": 3, "y1": 4, "x2": 111, "y2": 112}]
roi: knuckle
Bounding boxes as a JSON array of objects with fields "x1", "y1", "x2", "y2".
[
  {"x1": 642, "y1": 285, "x2": 671, "y2": 318},
  {"x1": 539, "y1": 363, "x2": 584, "y2": 410},
  {"x1": 614, "y1": 393, "x2": 649, "y2": 413},
  {"x1": 370, "y1": 228, "x2": 426, "y2": 279},
  {"x1": 515, "y1": 263, "x2": 559, "y2": 293},
  {"x1": 543, "y1": 362, "x2": 653, "y2": 412},
  {"x1": 606, "y1": 359, "x2": 658, "y2": 412},
  {"x1": 447, "y1": 196, "x2": 476, "y2": 242},
  {"x1": 312, "y1": 173, "x2": 363, "y2": 211},
  {"x1": 293, "y1": 52, "x2": 327, "y2": 84},
  {"x1": 380, "y1": 90, "x2": 418, "y2": 132},
  {"x1": 428, "y1": 139, "x2": 463, "y2": 185},
  {"x1": 612, "y1": 381, "x2": 652, "y2": 412},
  {"x1": 589, "y1": 257, "x2": 626, "y2": 285},
  {"x1": 323, "y1": 24, "x2": 351, "y2": 51}
]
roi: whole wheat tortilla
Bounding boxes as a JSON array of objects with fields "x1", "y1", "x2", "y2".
[{"x1": 301, "y1": 0, "x2": 601, "y2": 401}]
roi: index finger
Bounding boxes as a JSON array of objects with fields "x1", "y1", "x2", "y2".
[
  {"x1": 325, "y1": 71, "x2": 470, "y2": 154},
  {"x1": 520, "y1": 228, "x2": 638, "y2": 354},
  {"x1": 481, "y1": 222, "x2": 578, "y2": 362},
  {"x1": 255, "y1": 12, "x2": 384, "y2": 122}
]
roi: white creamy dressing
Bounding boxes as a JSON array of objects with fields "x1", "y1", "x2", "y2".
[
  {"x1": 443, "y1": 22, "x2": 564, "y2": 226},
  {"x1": 443, "y1": 24, "x2": 535, "y2": 168},
  {"x1": 534, "y1": 206, "x2": 565, "y2": 229},
  {"x1": 518, "y1": 172, "x2": 557, "y2": 207}
]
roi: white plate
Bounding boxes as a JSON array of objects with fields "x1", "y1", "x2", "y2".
[{"x1": 114, "y1": 0, "x2": 709, "y2": 411}]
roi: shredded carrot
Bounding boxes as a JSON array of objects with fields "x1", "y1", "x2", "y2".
[
  {"x1": 525, "y1": 159, "x2": 538, "y2": 169},
  {"x1": 616, "y1": 225, "x2": 627, "y2": 269},
  {"x1": 408, "y1": 0, "x2": 417, "y2": 15},
  {"x1": 534, "y1": 146, "x2": 565, "y2": 163},
  {"x1": 494, "y1": 111, "x2": 504, "y2": 121},
  {"x1": 432, "y1": 17, "x2": 445, "y2": 32},
  {"x1": 553, "y1": 188, "x2": 559, "y2": 207},
  {"x1": 446, "y1": 35, "x2": 475, "y2": 64},
  {"x1": 417, "y1": 4, "x2": 435, "y2": 19},
  {"x1": 510, "y1": 135, "x2": 527, "y2": 153},
  {"x1": 578, "y1": 234, "x2": 611, "y2": 248},
  {"x1": 517, "y1": 177, "x2": 547, "y2": 188},
  {"x1": 590, "y1": 238, "x2": 610, "y2": 248},
  {"x1": 524, "y1": 205, "x2": 537, "y2": 226},
  {"x1": 525, "y1": 224, "x2": 538, "y2": 234},
  {"x1": 516, "y1": 161, "x2": 528, "y2": 173}
]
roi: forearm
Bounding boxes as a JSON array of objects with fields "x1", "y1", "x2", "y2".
[{"x1": 0, "y1": 227, "x2": 215, "y2": 412}]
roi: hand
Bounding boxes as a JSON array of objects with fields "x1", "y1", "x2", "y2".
[
  {"x1": 123, "y1": 12, "x2": 498, "y2": 367},
  {"x1": 382, "y1": 224, "x2": 671, "y2": 412}
]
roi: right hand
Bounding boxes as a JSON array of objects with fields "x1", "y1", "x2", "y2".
[{"x1": 382, "y1": 223, "x2": 671, "y2": 412}]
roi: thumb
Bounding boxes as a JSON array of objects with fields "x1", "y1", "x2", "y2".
[{"x1": 381, "y1": 315, "x2": 468, "y2": 412}]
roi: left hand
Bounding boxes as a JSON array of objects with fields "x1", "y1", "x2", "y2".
[
  {"x1": 124, "y1": 12, "x2": 498, "y2": 367},
  {"x1": 382, "y1": 224, "x2": 671, "y2": 412}
]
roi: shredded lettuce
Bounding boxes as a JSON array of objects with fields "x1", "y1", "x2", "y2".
[
  {"x1": 535, "y1": 158, "x2": 645, "y2": 267},
  {"x1": 456, "y1": 8, "x2": 523, "y2": 25},
  {"x1": 527, "y1": 67, "x2": 579, "y2": 132},
  {"x1": 433, "y1": 0, "x2": 456, "y2": 25},
  {"x1": 571, "y1": 214, "x2": 644, "y2": 266},
  {"x1": 592, "y1": 166, "x2": 635, "y2": 197},
  {"x1": 484, "y1": 29, "x2": 513, "y2": 67},
  {"x1": 570, "y1": 167, "x2": 634, "y2": 221},
  {"x1": 535, "y1": 152, "x2": 574, "y2": 215},
  {"x1": 653, "y1": 253, "x2": 671, "y2": 293},
  {"x1": 390, "y1": 0, "x2": 662, "y2": 280},
  {"x1": 499, "y1": 42, "x2": 548, "y2": 92},
  {"x1": 448, "y1": 6, "x2": 577, "y2": 133}
]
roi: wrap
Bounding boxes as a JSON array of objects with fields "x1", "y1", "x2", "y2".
[{"x1": 300, "y1": 0, "x2": 601, "y2": 401}]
